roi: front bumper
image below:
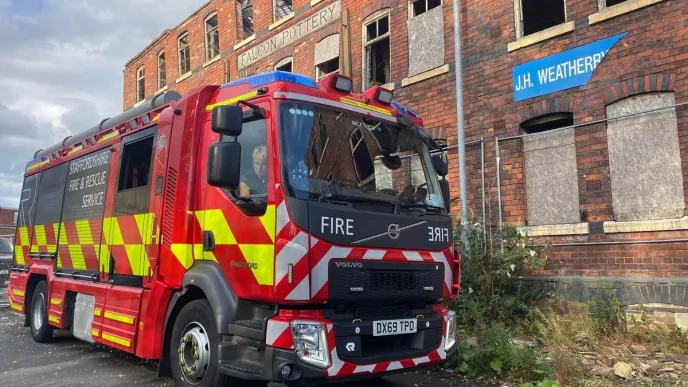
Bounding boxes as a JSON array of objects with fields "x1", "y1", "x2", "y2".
[
  {"x1": 219, "y1": 340, "x2": 459, "y2": 385},
  {"x1": 218, "y1": 309, "x2": 459, "y2": 385}
]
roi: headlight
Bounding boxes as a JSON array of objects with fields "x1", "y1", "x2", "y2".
[
  {"x1": 290, "y1": 321, "x2": 331, "y2": 369},
  {"x1": 444, "y1": 310, "x2": 457, "y2": 351}
]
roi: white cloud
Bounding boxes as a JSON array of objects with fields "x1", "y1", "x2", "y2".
[{"x1": 0, "y1": 0, "x2": 208, "y2": 208}]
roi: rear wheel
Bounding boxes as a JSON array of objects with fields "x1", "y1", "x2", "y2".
[
  {"x1": 29, "y1": 280, "x2": 53, "y2": 343},
  {"x1": 170, "y1": 299, "x2": 234, "y2": 387}
]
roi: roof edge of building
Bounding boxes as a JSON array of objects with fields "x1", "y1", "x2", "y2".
[{"x1": 124, "y1": 0, "x2": 214, "y2": 69}]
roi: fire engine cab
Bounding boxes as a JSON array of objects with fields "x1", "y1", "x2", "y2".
[{"x1": 8, "y1": 71, "x2": 460, "y2": 387}]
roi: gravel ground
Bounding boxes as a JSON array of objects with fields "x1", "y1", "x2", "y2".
[{"x1": 0, "y1": 309, "x2": 480, "y2": 387}]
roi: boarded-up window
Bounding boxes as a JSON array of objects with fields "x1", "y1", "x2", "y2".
[
  {"x1": 606, "y1": 93, "x2": 684, "y2": 221},
  {"x1": 315, "y1": 34, "x2": 340, "y2": 80},
  {"x1": 523, "y1": 115, "x2": 580, "y2": 226},
  {"x1": 407, "y1": 3, "x2": 444, "y2": 77}
]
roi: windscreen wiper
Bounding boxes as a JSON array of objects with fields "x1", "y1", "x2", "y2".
[
  {"x1": 317, "y1": 193, "x2": 397, "y2": 206},
  {"x1": 396, "y1": 202, "x2": 443, "y2": 215}
]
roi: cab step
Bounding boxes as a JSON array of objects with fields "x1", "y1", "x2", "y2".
[
  {"x1": 229, "y1": 319, "x2": 265, "y2": 341},
  {"x1": 219, "y1": 359, "x2": 263, "y2": 376}
]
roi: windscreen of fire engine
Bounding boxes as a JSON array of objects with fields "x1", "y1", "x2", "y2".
[{"x1": 278, "y1": 101, "x2": 445, "y2": 213}]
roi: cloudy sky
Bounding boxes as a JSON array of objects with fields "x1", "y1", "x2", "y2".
[{"x1": 0, "y1": 0, "x2": 207, "y2": 208}]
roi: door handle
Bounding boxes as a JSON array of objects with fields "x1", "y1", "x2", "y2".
[{"x1": 203, "y1": 231, "x2": 215, "y2": 252}]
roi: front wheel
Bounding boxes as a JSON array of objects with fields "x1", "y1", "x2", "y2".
[
  {"x1": 170, "y1": 299, "x2": 234, "y2": 387},
  {"x1": 29, "y1": 280, "x2": 54, "y2": 343}
]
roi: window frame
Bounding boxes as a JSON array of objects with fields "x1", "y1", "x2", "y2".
[
  {"x1": 274, "y1": 57, "x2": 293, "y2": 72},
  {"x1": 157, "y1": 50, "x2": 166, "y2": 90},
  {"x1": 599, "y1": 0, "x2": 628, "y2": 9},
  {"x1": 409, "y1": 0, "x2": 442, "y2": 18},
  {"x1": 178, "y1": 32, "x2": 191, "y2": 76},
  {"x1": 514, "y1": 0, "x2": 568, "y2": 39},
  {"x1": 362, "y1": 9, "x2": 392, "y2": 90},
  {"x1": 136, "y1": 66, "x2": 145, "y2": 102},
  {"x1": 205, "y1": 12, "x2": 220, "y2": 61},
  {"x1": 273, "y1": 0, "x2": 293, "y2": 22},
  {"x1": 315, "y1": 57, "x2": 340, "y2": 81},
  {"x1": 237, "y1": 0, "x2": 254, "y2": 40}
]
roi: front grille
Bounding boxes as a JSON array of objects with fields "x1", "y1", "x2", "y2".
[
  {"x1": 361, "y1": 334, "x2": 413, "y2": 358},
  {"x1": 370, "y1": 271, "x2": 416, "y2": 291},
  {"x1": 328, "y1": 261, "x2": 443, "y2": 304}
]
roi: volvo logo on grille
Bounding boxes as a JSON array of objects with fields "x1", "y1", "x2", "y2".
[
  {"x1": 387, "y1": 223, "x2": 400, "y2": 240},
  {"x1": 335, "y1": 261, "x2": 363, "y2": 269}
]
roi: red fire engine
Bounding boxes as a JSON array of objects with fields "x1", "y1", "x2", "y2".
[{"x1": 8, "y1": 71, "x2": 460, "y2": 387}]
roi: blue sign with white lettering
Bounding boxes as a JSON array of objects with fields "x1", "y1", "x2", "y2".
[{"x1": 512, "y1": 33, "x2": 627, "y2": 102}]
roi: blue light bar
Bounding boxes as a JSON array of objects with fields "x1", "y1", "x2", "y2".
[
  {"x1": 391, "y1": 101, "x2": 421, "y2": 119},
  {"x1": 221, "y1": 71, "x2": 317, "y2": 89}
]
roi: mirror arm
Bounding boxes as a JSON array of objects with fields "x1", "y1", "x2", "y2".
[{"x1": 238, "y1": 100, "x2": 265, "y2": 119}]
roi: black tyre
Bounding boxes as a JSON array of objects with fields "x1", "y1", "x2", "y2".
[
  {"x1": 170, "y1": 299, "x2": 234, "y2": 387},
  {"x1": 29, "y1": 280, "x2": 54, "y2": 343}
]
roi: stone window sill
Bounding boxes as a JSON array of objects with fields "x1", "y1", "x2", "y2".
[
  {"x1": 155, "y1": 85, "x2": 168, "y2": 94},
  {"x1": 402, "y1": 64, "x2": 450, "y2": 87},
  {"x1": 603, "y1": 216, "x2": 688, "y2": 233},
  {"x1": 269, "y1": 13, "x2": 294, "y2": 31},
  {"x1": 234, "y1": 35, "x2": 255, "y2": 51},
  {"x1": 381, "y1": 82, "x2": 395, "y2": 91},
  {"x1": 590, "y1": 0, "x2": 668, "y2": 25},
  {"x1": 310, "y1": 0, "x2": 323, "y2": 5},
  {"x1": 203, "y1": 56, "x2": 221, "y2": 68},
  {"x1": 518, "y1": 223, "x2": 589, "y2": 237},
  {"x1": 507, "y1": 21, "x2": 575, "y2": 52},
  {"x1": 134, "y1": 99, "x2": 146, "y2": 108},
  {"x1": 176, "y1": 72, "x2": 192, "y2": 84}
]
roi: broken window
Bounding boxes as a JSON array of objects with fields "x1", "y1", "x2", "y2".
[
  {"x1": 316, "y1": 57, "x2": 339, "y2": 80},
  {"x1": 157, "y1": 50, "x2": 166, "y2": 89},
  {"x1": 519, "y1": 0, "x2": 566, "y2": 37},
  {"x1": 521, "y1": 113, "x2": 573, "y2": 134},
  {"x1": 237, "y1": 0, "x2": 254, "y2": 39},
  {"x1": 274, "y1": 0, "x2": 292, "y2": 21},
  {"x1": 136, "y1": 66, "x2": 145, "y2": 102},
  {"x1": 178, "y1": 32, "x2": 191, "y2": 75},
  {"x1": 522, "y1": 113, "x2": 580, "y2": 226},
  {"x1": 275, "y1": 57, "x2": 293, "y2": 72},
  {"x1": 412, "y1": 0, "x2": 441, "y2": 17},
  {"x1": 363, "y1": 12, "x2": 391, "y2": 89},
  {"x1": 205, "y1": 13, "x2": 220, "y2": 61},
  {"x1": 604, "y1": 0, "x2": 628, "y2": 7}
]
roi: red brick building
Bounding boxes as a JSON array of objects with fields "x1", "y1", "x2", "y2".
[{"x1": 123, "y1": 0, "x2": 688, "y2": 322}]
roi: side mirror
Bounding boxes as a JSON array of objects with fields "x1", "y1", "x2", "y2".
[
  {"x1": 439, "y1": 179, "x2": 451, "y2": 212},
  {"x1": 208, "y1": 142, "x2": 241, "y2": 189},
  {"x1": 211, "y1": 105, "x2": 243, "y2": 136},
  {"x1": 432, "y1": 152, "x2": 448, "y2": 177}
]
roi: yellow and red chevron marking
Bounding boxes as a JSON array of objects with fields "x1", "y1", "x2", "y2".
[
  {"x1": 100, "y1": 213, "x2": 155, "y2": 277},
  {"x1": 57, "y1": 219, "x2": 103, "y2": 271},
  {"x1": 14, "y1": 213, "x2": 156, "y2": 277},
  {"x1": 170, "y1": 205, "x2": 276, "y2": 289},
  {"x1": 13, "y1": 226, "x2": 31, "y2": 265},
  {"x1": 30, "y1": 223, "x2": 57, "y2": 254}
]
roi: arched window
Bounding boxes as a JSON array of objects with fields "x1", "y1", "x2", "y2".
[{"x1": 274, "y1": 57, "x2": 293, "y2": 72}]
